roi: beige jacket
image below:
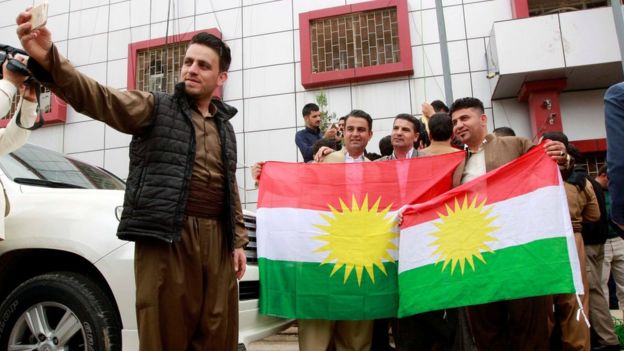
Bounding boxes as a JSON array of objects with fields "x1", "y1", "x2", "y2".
[{"x1": 322, "y1": 148, "x2": 370, "y2": 163}]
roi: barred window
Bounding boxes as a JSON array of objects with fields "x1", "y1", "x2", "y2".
[
  {"x1": 528, "y1": 0, "x2": 608, "y2": 16},
  {"x1": 135, "y1": 41, "x2": 187, "y2": 93},
  {"x1": 299, "y1": 0, "x2": 412, "y2": 89},
  {"x1": 578, "y1": 152, "x2": 606, "y2": 178},
  {"x1": 310, "y1": 8, "x2": 400, "y2": 74}
]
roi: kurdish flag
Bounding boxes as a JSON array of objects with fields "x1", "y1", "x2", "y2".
[
  {"x1": 398, "y1": 146, "x2": 583, "y2": 317},
  {"x1": 257, "y1": 152, "x2": 465, "y2": 320}
]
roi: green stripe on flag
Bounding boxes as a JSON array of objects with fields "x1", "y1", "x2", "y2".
[
  {"x1": 399, "y1": 237, "x2": 575, "y2": 317},
  {"x1": 259, "y1": 258, "x2": 398, "y2": 320}
]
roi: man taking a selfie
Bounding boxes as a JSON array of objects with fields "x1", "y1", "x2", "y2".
[{"x1": 16, "y1": 7, "x2": 247, "y2": 351}]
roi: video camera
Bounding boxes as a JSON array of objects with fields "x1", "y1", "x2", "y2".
[
  {"x1": 0, "y1": 45, "x2": 32, "y2": 81},
  {"x1": 0, "y1": 44, "x2": 44, "y2": 130}
]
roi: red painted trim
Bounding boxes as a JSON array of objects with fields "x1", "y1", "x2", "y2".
[
  {"x1": 517, "y1": 79, "x2": 567, "y2": 102},
  {"x1": 518, "y1": 79, "x2": 567, "y2": 138},
  {"x1": 570, "y1": 138, "x2": 607, "y2": 153},
  {"x1": 127, "y1": 28, "x2": 223, "y2": 97},
  {"x1": 0, "y1": 94, "x2": 67, "y2": 128},
  {"x1": 299, "y1": 0, "x2": 413, "y2": 89},
  {"x1": 511, "y1": 0, "x2": 529, "y2": 19}
]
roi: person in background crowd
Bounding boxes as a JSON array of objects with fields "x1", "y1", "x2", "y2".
[
  {"x1": 492, "y1": 126, "x2": 516, "y2": 137},
  {"x1": 311, "y1": 138, "x2": 339, "y2": 163},
  {"x1": 421, "y1": 99, "x2": 449, "y2": 135},
  {"x1": 392, "y1": 111, "x2": 463, "y2": 351},
  {"x1": 542, "y1": 132, "x2": 602, "y2": 351},
  {"x1": 295, "y1": 103, "x2": 337, "y2": 162},
  {"x1": 379, "y1": 135, "x2": 393, "y2": 157},
  {"x1": 575, "y1": 162, "x2": 620, "y2": 351},
  {"x1": 421, "y1": 113, "x2": 459, "y2": 155},
  {"x1": 377, "y1": 114, "x2": 424, "y2": 161},
  {"x1": 598, "y1": 164, "x2": 624, "y2": 319}
]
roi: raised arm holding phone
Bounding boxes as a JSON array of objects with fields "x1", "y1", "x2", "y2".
[{"x1": 16, "y1": 6, "x2": 248, "y2": 351}]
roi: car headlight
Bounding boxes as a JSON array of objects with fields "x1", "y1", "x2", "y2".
[{"x1": 115, "y1": 206, "x2": 123, "y2": 221}]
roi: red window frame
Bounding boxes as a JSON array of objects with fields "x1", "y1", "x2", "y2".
[
  {"x1": 570, "y1": 138, "x2": 607, "y2": 153},
  {"x1": 299, "y1": 0, "x2": 413, "y2": 89},
  {"x1": 127, "y1": 28, "x2": 223, "y2": 97}
]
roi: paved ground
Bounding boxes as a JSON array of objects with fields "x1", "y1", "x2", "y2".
[
  {"x1": 247, "y1": 325, "x2": 299, "y2": 351},
  {"x1": 246, "y1": 310, "x2": 624, "y2": 350}
]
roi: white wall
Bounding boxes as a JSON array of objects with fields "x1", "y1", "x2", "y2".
[
  {"x1": 560, "y1": 89, "x2": 607, "y2": 142},
  {"x1": 0, "y1": 0, "x2": 604, "y2": 209}
]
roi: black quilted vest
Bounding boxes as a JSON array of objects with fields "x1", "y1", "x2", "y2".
[{"x1": 117, "y1": 83, "x2": 239, "y2": 249}]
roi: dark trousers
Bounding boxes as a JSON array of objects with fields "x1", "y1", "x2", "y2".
[
  {"x1": 466, "y1": 296, "x2": 553, "y2": 351},
  {"x1": 394, "y1": 309, "x2": 459, "y2": 351},
  {"x1": 134, "y1": 216, "x2": 238, "y2": 351}
]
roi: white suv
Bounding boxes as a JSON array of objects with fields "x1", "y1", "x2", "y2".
[{"x1": 0, "y1": 144, "x2": 289, "y2": 350}]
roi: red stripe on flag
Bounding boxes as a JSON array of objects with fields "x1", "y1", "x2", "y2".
[
  {"x1": 401, "y1": 145, "x2": 561, "y2": 228},
  {"x1": 258, "y1": 151, "x2": 466, "y2": 211}
]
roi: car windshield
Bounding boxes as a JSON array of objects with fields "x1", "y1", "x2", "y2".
[{"x1": 0, "y1": 144, "x2": 125, "y2": 190}]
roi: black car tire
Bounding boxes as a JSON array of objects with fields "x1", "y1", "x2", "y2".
[{"x1": 0, "y1": 272, "x2": 121, "y2": 351}]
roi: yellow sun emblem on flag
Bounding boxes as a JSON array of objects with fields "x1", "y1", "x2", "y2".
[
  {"x1": 429, "y1": 195, "x2": 499, "y2": 275},
  {"x1": 313, "y1": 194, "x2": 398, "y2": 286}
]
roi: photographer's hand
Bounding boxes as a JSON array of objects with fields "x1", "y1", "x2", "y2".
[
  {"x1": 16, "y1": 8, "x2": 53, "y2": 71},
  {"x1": 2, "y1": 56, "x2": 28, "y2": 87},
  {"x1": 19, "y1": 81, "x2": 37, "y2": 103}
]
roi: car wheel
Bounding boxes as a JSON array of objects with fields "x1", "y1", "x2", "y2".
[{"x1": 0, "y1": 272, "x2": 121, "y2": 351}]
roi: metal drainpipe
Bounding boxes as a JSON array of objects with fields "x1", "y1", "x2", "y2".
[{"x1": 435, "y1": 0, "x2": 454, "y2": 105}]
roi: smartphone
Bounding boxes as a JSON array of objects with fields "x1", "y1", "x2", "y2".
[{"x1": 29, "y1": 2, "x2": 48, "y2": 30}]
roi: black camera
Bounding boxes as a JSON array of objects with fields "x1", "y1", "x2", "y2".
[
  {"x1": 0, "y1": 44, "x2": 44, "y2": 130},
  {"x1": 0, "y1": 44, "x2": 32, "y2": 81}
]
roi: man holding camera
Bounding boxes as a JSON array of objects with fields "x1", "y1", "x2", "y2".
[
  {"x1": 17, "y1": 7, "x2": 247, "y2": 351},
  {"x1": 0, "y1": 51, "x2": 37, "y2": 120},
  {"x1": 0, "y1": 49, "x2": 39, "y2": 239}
]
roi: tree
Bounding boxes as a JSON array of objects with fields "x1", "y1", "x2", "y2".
[{"x1": 315, "y1": 90, "x2": 336, "y2": 132}]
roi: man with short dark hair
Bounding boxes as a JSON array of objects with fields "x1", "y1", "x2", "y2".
[
  {"x1": 450, "y1": 97, "x2": 568, "y2": 350},
  {"x1": 430, "y1": 100, "x2": 449, "y2": 113},
  {"x1": 377, "y1": 114, "x2": 422, "y2": 161},
  {"x1": 17, "y1": 10, "x2": 247, "y2": 350},
  {"x1": 390, "y1": 111, "x2": 462, "y2": 351},
  {"x1": 421, "y1": 113, "x2": 457, "y2": 155},
  {"x1": 296, "y1": 103, "x2": 336, "y2": 162},
  {"x1": 379, "y1": 135, "x2": 393, "y2": 157},
  {"x1": 319, "y1": 110, "x2": 372, "y2": 164},
  {"x1": 492, "y1": 126, "x2": 516, "y2": 137},
  {"x1": 256, "y1": 110, "x2": 376, "y2": 350}
]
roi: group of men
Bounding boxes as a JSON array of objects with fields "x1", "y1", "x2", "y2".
[
  {"x1": 10, "y1": 3, "x2": 624, "y2": 351},
  {"x1": 266, "y1": 96, "x2": 568, "y2": 351}
]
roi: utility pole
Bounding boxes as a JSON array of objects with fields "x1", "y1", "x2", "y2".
[{"x1": 435, "y1": 0, "x2": 454, "y2": 105}]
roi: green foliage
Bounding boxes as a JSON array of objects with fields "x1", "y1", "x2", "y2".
[{"x1": 315, "y1": 90, "x2": 337, "y2": 132}]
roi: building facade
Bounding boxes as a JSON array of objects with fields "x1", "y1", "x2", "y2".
[{"x1": 0, "y1": 0, "x2": 615, "y2": 209}]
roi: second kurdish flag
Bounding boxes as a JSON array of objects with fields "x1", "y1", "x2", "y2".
[
  {"x1": 256, "y1": 152, "x2": 465, "y2": 320},
  {"x1": 398, "y1": 146, "x2": 583, "y2": 317}
]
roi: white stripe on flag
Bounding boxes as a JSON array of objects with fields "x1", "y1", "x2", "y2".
[
  {"x1": 257, "y1": 207, "x2": 399, "y2": 263},
  {"x1": 399, "y1": 185, "x2": 574, "y2": 273}
]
